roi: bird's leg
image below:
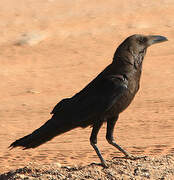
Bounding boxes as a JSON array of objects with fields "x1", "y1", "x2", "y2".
[
  {"x1": 90, "y1": 120, "x2": 108, "y2": 168},
  {"x1": 106, "y1": 115, "x2": 136, "y2": 159}
]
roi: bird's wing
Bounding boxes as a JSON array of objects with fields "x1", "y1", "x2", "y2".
[{"x1": 51, "y1": 75, "x2": 128, "y2": 120}]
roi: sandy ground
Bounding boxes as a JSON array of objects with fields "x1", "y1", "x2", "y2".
[
  {"x1": 0, "y1": 0, "x2": 174, "y2": 174},
  {"x1": 1, "y1": 155, "x2": 174, "y2": 179}
]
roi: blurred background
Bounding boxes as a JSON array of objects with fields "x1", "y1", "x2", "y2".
[{"x1": 0, "y1": 0, "x2": 174, "y2": 173}]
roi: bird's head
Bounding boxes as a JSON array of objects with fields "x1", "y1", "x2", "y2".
[{"x1": 113, "y1": 34, "x2": 168, "y2": 68}]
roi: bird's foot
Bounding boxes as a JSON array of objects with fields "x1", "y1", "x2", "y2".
[
  {"x1": 124, "y1": 154, "x2": 147, "y2": 160},
  {"x1": 101, "y1": 160, "x2": 109, "y2": 168},
  {"x1": 90, "y1": 160, "x2": 108, "y2": 168}
]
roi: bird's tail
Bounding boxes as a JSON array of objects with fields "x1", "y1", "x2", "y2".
[{"x1": 9, "y1": 116, "x2": 78, "y2": 150}]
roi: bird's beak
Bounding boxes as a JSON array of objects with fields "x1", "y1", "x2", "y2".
[{"x1": 148, "y1": 35, "x2": 168, "y2": 46}]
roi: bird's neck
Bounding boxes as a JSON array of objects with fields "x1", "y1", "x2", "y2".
[
  {"x1": 111, "y1": 56, "x2": 143, "y2": 85},
  {"x1": 112, "y1": 47, "x2": 146, "y2": 72}
]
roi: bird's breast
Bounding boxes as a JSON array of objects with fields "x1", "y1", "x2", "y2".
[{"x1": 105, "y1": 73, "x2": 141, "y2": 117}]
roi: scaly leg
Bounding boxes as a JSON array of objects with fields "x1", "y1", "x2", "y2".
[
  {"x1": 90, "y1": 120, "x2": 108, "y2": 167},
  {"x1": 106, "y1": 115, "x2": 139, "y2": 159}
]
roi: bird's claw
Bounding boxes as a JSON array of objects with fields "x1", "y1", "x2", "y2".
[
  {"x1": 101, "y1": 160, "x2": 109, "y2": 168},
  {"x1": 90, "y1": 161, "x2": 108, "y2": 168},
  {"x1": 125, "y1": 154, "x2": 147, "y2": 160}
]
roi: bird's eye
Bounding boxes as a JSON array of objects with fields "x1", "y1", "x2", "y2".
[{"x1": 138, "y1": 37, "x2": 147, "y2": 44}]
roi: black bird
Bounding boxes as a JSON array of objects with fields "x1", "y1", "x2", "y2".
[{"x1": 9, "y1": 34, "x2": 167, "y2": 167}]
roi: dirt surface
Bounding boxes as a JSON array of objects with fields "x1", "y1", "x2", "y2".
[
  {"x1": 1, "y1": 155, "x2": 174, "y2": 179},
  {"x1": 0, "y1": 0, "x2": 174, "y2": 175}
]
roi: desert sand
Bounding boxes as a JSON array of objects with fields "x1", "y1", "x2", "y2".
[
  {"x1": 0, "y1": 0, "x2": 174, "y2": 176},
  {"x1": 1, "y1": 155, "x2": 174, "y2": 179}
]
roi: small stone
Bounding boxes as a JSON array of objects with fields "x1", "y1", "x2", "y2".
[
  {"x1": 52, "y1": 162, "x2": 61, "y2": 168},
  {"x1": 26, "y1": 90, "x2": 40, "y2": 94},
  {"x1": 14, "y1": 31, "x2": 48, "y2": 46}
]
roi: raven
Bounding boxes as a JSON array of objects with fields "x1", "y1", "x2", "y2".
[{"x1": 9, "y1": 34, "x2": 167, "y2": 167}]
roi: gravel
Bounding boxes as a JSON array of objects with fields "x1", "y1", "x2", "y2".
[{"x1": 1, "y1": 155, "x2": 174, "y2": 180}]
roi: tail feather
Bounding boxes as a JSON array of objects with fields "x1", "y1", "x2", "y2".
[{"x1": 9, "y1": 117, "x2": 78, "y2": 149}]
